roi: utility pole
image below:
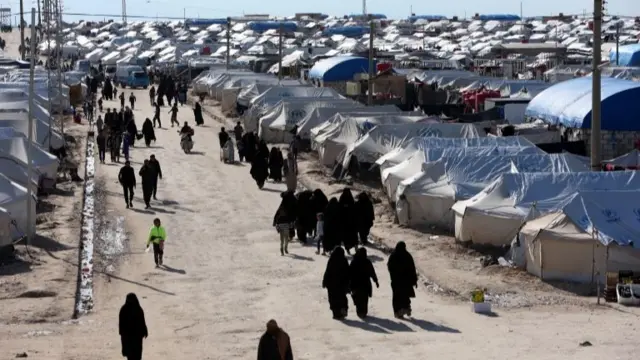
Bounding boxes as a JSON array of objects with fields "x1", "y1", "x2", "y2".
[
  {"x1": 520, "y1": 1, "x2": 523, "y2": 21},
  {"x1": 19, "y1": 0, "x2": 24, "y2": 59},
  {"x1": 362, "y1": 0, "x2": 367, "y2": 17},
  {"x1": 367, "y1": 17, "x2": 374, "y2": 105},
  {"x1": 37, "y1": 0, "x2": 41, "y2": 28},
  {"x1": 615, "y1": 22, "x2": 620, "y2": 65},
  {"x1": 26, "y1": 8, "x2": 36, "y2": 244},
  {"x1": 45, "y1": 0, "x2": 52, "y2": 143},
  {"x1": 122, "y1": 0, "x2": 127, "y2": 24},
  {"x1": 277, "y1": 20, "x2": 283, "y2": 81},
  {"x1": 225, "y1": 17, "x2": 231, "y2": 70},
  {"x1": 54, "y1": 0, "x2": 64, "y2": 138},
  {"x1": 591, "y1": 0, "x2": 602, "y2": 171}
]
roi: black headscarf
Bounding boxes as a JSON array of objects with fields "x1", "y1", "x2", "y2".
[
  {"x1": 355, "y1": 192, "x2": 375, "y2": 229},
  {"x1": 311, "y1": 189, "x2": 329, "y2": 214},
  {"x1": 119, "y1": 293, "x2": 148, "y2": 339},
  {"x1": 338, "y1": 188, "x2": 355, "y2": 207}
]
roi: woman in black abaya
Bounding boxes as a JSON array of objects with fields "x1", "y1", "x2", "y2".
[
  {"x1": 387, "y1": 241, "x2": 418, "y2": 318},
  {"x1": 338, "y1": 188, "x2": 358, "y2": 254},
  {"x1": 311, "y1": 189, "x2": 329, "y2": 236},
  {"x1": 349, "y1": 247, "x2": 379, "y2": 318},
  {"x1": 322, "y1": 197, "x2": 341, "y2": 254},
  {"x1": 119, "y1": 293, "x2": 148, "y2": 360},
  {"x1": 126, "y1": 116, "x2": 138, "y2": 147},
  {"x1": 193, "y1": 101, "x2": 204, "y2": 126},
  {"x1": 250, "y1": 154, "x2": 269, "y2": 189},
  {"x1": 258, "y1": 139, "x2": 269, "y2": 160},
  {"x1": 268, "y1": 147, "x2": 283, "y2": 182},
  {"x1": 322, "y1": 247, "x2": 350, "y2": 319},
  {"x1": 141, "y1": 118, "x2": 155, "y2": 147},
  {"x1": 354, "y1": 192, "x2": 375, "y2": 245},
  {"x1": 295, "y1": 190, "x2": 314, "y2": 243}
]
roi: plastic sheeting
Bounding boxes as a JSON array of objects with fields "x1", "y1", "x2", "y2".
[
  {"x1": 525, "y1": 77, "x2": 640, "y2": 131},
  {"x1": 0, "y1": 102, "x2": 65, "y2": 150},
  {"x1": 258, "y1": 98, "x2": 361, "y2": 143},
  {"x1": 342, "y1": 122, "x2": 483, "y2": 170},
  {"x1": 452, "y1": 171, "x2": 640, "y2": 246},
  {"x1": 308, "y1": 56, "x2": 374, "y2": 82},
  {"x1": 609, "y1": 44, "x2": 640, "y2": 67},
  {"x1": 297, "y1": 106, "x2": 408, "y2": 139},
  {"x1": 0, "y1": 173, "x2": 36, "y2": 241},
  {"x1": 0, "y1": 135, "x2": 60, "y2": 181},
  {"x1": 375, "y1": 135, "x2": 538, "y2": 172},
  {"x1": 396, "y1": 153, "x2": 589, "y2": 229}
]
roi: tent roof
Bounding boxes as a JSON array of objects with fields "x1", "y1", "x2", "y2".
[
  {"x1": 609, "y1": 44, "x2": 640, "y2": 67},
  {"x1": 525, "y1": 77, "x2": 640, "y2": 131},
  {"x1": 308, "y1": 56, "x2": 374, "y2": 82}
]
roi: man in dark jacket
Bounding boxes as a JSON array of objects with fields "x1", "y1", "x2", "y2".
[
  {"x1": 96, "y1": 129, "x2": 107, "y2": 164},
  {"x1": 257, "y1": 319, "x2": 293, "y2": 360},
  {"x1": 138, "y1": 159, "x2": 155, "y2": 208},
  {"x1": 118, "y1": 161, "x2": 136, "y2": 208},
  {"x1": 148, "y1": 154, "x2": 162, "y2": 200}
]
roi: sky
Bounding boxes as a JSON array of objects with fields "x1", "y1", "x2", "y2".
[{"x1": 4, "y1": 0, "x2": 639, "y2": 23}]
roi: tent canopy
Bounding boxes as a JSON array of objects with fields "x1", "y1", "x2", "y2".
[
  {"x1": 609, "y1": 44, "x2": 640, "y2": 67},
  {"x1": 308, "y1": 56, "x2": 375, "y2": 82},
  {"x1": 525, "y1": 77, "x2": 640, "y2": 131}
]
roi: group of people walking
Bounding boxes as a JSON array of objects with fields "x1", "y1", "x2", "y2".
[
  {"x1": 117, "y1": 155, "x2": 163, "y2": 209},
  {"x1": 323, "y1": 241, "x2": 418, "y2": 320}
]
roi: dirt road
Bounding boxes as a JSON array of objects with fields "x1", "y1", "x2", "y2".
[{"x1": 0, "y1": 86, "x2": 637, "y2": 360}]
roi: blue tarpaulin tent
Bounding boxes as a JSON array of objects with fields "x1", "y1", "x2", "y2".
[
  {"x1": 323, "y1": 26, "x2": 369, "y2": 37},
  {"x1": 347, "y1": 13, "x2": 387, "y2": 19},
  {"x1": 408, "y1": 15, "x2": 447, "y2": 22},
  {"x1": 609, "y1": 44, "x2": 640, "y2": 67},
  {"x1": 248, "y1": 21, "x2": 297, "y2": 32},
  {"x1": 185, "y1": 18, "x2": 228, "y2": 26},
  {"x1": 308, "y1": 56, "x2": 374, "y2": 82},
  {"x1": 477, "y1": 14, "x2": 521, "y2": 21},
  {"x1": 525, "y1": 77, "x2": 640, "y2": 131}
]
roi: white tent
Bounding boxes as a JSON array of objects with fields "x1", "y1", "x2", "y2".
[
  {"x1": 452, "y1": 171, "x2": 640, "y2": 246},
  {"x1": 375, "y1": 136, "x2": 538, "y2": 174},
  {"x1": 314, "y1": 114, "x2": 433, "y2": 167},
  {"x1": 0, "y1": 134, "x2": 59, "y2": 183},
  {"x1": 0, "y1": 207, "x2": 15, "y2": 248},
  {"x1": 0, "y1": 103, "x2": 65, "y2": 150},
  {"x1": 236, "y1": 83, "x2": 275, "y2": 107},
  {"x1": 0, "y1": 173, "x2": 36, "y2": 240},
  {"x1": 517, "y1": 190, "x2": 640, "y2": 283},
  {"x1": 0, "y1": 150, "x2": 41, "y2": 190},
  {"x1": 341, "y1": 122, "x2": 483, "y2": 170},
  {"x1": 296, "y1": 106, "x2": 410, "y2": 140},
  {"x1": 396, "y1": 153, "x2": 590, "y2": 229},
  {"x1": 258, "y1": 98, "x2": 361, "y2": 143}
]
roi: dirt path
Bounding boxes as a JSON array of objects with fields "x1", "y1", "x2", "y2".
[{"x1": 0, "y1": 89, "x2": 638, "y2": 360}]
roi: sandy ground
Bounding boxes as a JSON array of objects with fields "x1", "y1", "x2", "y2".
[
  {"x1": 0, "y1": 30, "x2": 638, "y2": 358},
  {"x1": 6, "y1": 91, "x2": 632, "y2": 360}
]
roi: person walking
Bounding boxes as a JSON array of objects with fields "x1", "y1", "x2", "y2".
[
  {"x1": 138, "y1": 160, "x2": 155, "y2": 208},
  {"x1": 119, "y1": 91, "x2": 125, "y2": 108},
  {"x1": 149, "y1": 86, "x2": 155, "y2": 106},
  {"x1": 284, "y1": 152, "x2": 297, "y2": 192},
  {"x1": 233, "y1": 121, "x2": 243, "y2": 141},
  {"x1": 152, "y1": 102, "x2": 162, "y2": 128},
  {"x1": 349, "y1": 247, "x2": 379, "y2": 318},
  {"x1": 273, "y1": 202, "x2": 294, "y2": 256},
  {"x1": 146, "y1": 218, "x2": 166, "y2": 267},
  {"x1": 169, "y1": 103, "x2": 179, "y2": 127},
  {"x1": 96, "y1": 129, "x2": 107, "y2": 164},
  {"x1": 119, "y1": 293, "x2": 148, "y2": 360},
  {"x1": 257, "y1": 319, "x2": 293, "y2": 360},
  {"x1": 322, "y1": 247, "x2": 350, "y2": 319},
  {"x1": 118, "y1": 161, "x2": 136, "y2": 208},
  {"x1": 129, "y1": 92, "x2": 136, "y2": 110},
  {"x1": 387, "y1": 241, "x2": 418, "y2": 318},
  {"x1": 148, "y1": 154, "x2": 162, "y2": 200}
]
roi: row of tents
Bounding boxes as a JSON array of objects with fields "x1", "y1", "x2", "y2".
[
  {"x1": 196, "y1": 70, "x2": 640, "y2": 285},
  {"x1": 0, "y1": 67, "x2": 68, "y2": 249}
]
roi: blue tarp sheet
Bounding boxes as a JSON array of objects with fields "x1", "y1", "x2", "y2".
[
  {"x1": 323, "y1": 26, "x2": 369, "y2": 37},
  {"x1": 609, "y1": 44, "x2": 640, "y2": 67},
  {"x1": 308, "y1": 56, "x2": 374, "y2": 82},
  {"x1": 248, "y1": 21, "x2": 297, "y2": 32},
  {"x1": 347, "y1": 13, "x2": 387, "y2": 19},
  {"x1": 408, "y1": 15, "x2": 447, "y2": 22},
  {"x1": 477, "y1": 14, "x2": 521, "y2": 21},
  {"x1": 185, "y1": 18, "x2": 227, "y2": 26},
  {"x1": 525, "y1": 77, "x2": 640, "y2": 131}
]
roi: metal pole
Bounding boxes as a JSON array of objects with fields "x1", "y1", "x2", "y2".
[
  {"x1": 277, "y1": 21, "x2": 283, "y2": 81},
  {"x1": 37, "y1": 0, "x2": 41, "y2": 28},
  {"x1": 45, "y1": 0, "x2": 52, "y2": 146},
  {"x1": 225, "y1": 17, "x2": 231, "y2": 70},
  {"x1": 55, "y1": 0, "x2": 64, "y2": 138},
  {"x1": 591, "y1": 0, "x2": 602, "y2": 171},
  {"x1": 19, "y1": 0, "x2": 25, "y2": 59},
  {"x1": 615, "y1": 24, "x2": 619, "y2": 66},
  {"x1": 26, "y1": 8, "x2": 36, "y2": 244},
  {"x1": 367, "y1": 19, "x2": 374, "y2": 106}
]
